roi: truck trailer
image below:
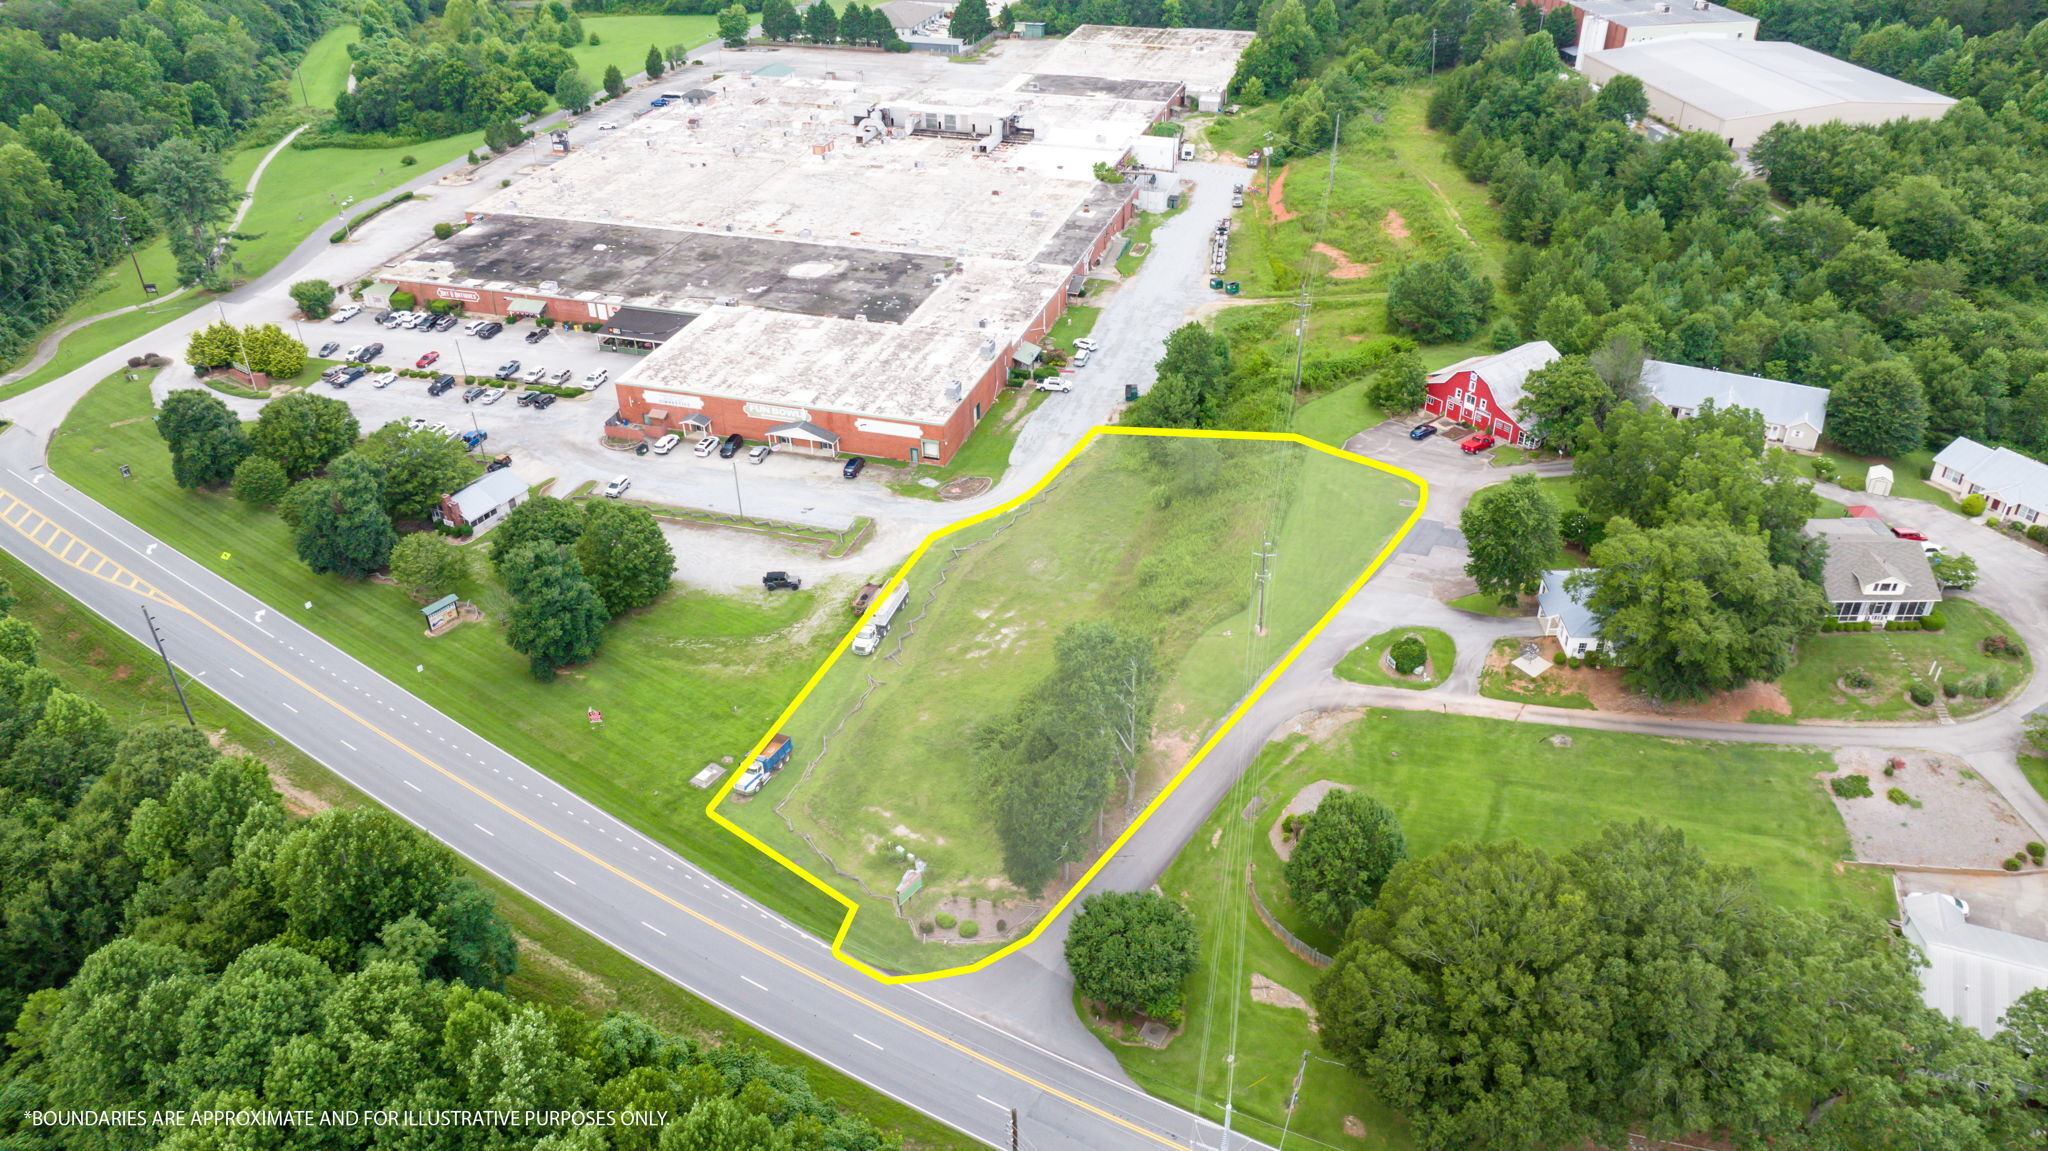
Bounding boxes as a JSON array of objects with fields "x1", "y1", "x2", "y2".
[{"x1": 850, "y1": 584, "x2": 910, "y2": 656}]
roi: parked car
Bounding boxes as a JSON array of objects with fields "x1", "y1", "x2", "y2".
[
  {"x1": 841, "y1": 456, "x2": 866, "y2": 480},
  {"x1": 524, "y1": 328, "x2": 547, "y2": 344},
  {"x1": 762, "y1": 571, "x2": 802, "y2": 592},
  {"x1": 407, "y1": 417, "x2": 429, "y2": 431},
  {"x1": 486, "y1": 454, "x2": 512, "y2": 472},
  {"x1": 331, "y1": 305, "x2": 360, "y2": 323},
  {"x1": 480, "y1": 387, "x2": 505, "y2": 405},
  {"x1": 317, "y1": 341, "x2": 341, "y2": 358},
  {"x1": 522, "y1": 365, "x2": 548, "y2": 384},
  {"x1": 329, "y1": 367, "x2": 363, "y2": 388},
  {"x1": 1890, "y1": 526, "x2": 1929, "y2": 542},
  {"x1": 531, "y1": 393, "x2": 557, "y2": 410},
  {"x1": 359, "y1": 342, "x2": 385, "y2": 361},
  {"x1": 462, "y1": 385, "x2": 488, "y2": 402},
  {"x1": 371, "y1": 371, "x2": 398, "y2": 389},
  {"x1": 1458, "y1": 433, "x2": 1496, "y2": 454},
  {"x1": 584, "y1": 369, "x2": 609, "y2": 388},
  {"x1": 495, "y1": 360, "x2": 521, "y2": 379},
  {"x1": 1409, "y1": 424, "x2": 1438, "y2": 440},
  {"x1": 1071, "y1": 349, "x2": 1091, "y2": 368},
  {"x1": 1073, "y1": 338, "x2": 1100, "y2": 353},
  {"x1": 432, "y1": 313, "x2": 459, "y2": 332},
  {"x1": 373, "y1": 309, "x2": 394, "y2": 325},
  {"x1": 516, "y1": 391, "x2": 539, "y2": 407},
  {"x1": 652, "y1": 433, "x2": 682, "y2": 455},
  {"x1": 718, "y1": 433, "x2": 744, "y2": 458},
  {"x1": 548, "y1": 369, "x2": 573, "y2": 385},
  {"x1": 650, "y1": 98, "x2": 670, "y2": 107},
  {"x1": 426, "y1": 421, "x2": 450, "y2": 437},
  {"x1": 598, "y1": 123, "x2": 617, "y2": 130},
  {"x1": 416, "y1": 351, "x2": 441, "y2": 368},
  {"x1": 428, "y1": 374, "x2": 456, "y2": 396},
  {"x1": 407, "y1": 313, "x2": 434, "y2": 330},
  {"x1": 1037, "y1": 378, "x2": 1071, "y2": 393},
  {"x1": 1922, "y1": 541, "x2": 1945, "y2": 557},
  {"x1": 693, "y1": 435, "x2": 719, "y2": 457},
  {"x1": 602, "y1": 475, "x2": 632, "y2": 499},
  {"x1": 459, "y1": 430, "x2": 488, "y2": 449},
  {"x1": 475, "y1": 322, "x2": 503, "y2": 340},
  {"x1": 341, "y1": 344, "x2": 365, "y2": 361},
  {"x1": 747, "y1": 444, "x2": 772, "y2": 465},
  {"x1": 377, "y1": 312, "x2": 406, "y2": 328},
  {"x1": 465, "y1": 319, "x2": 489, "y2": 333}
]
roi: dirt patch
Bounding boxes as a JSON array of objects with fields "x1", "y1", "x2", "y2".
[
  {"x1": 1825, "y1": 750, "x2": 2034, "y2": 869},
  {"x1": 513, "y1": 933, "x2": 618, "y2": 1016},
  {"x1": 1266, "y1": 167, "x2": 1296, "y2": 223},
  {"x1": 266, "y1": 767, "x2": 334, "y2": 817},
  {"x1": 1494, "y1": 636, "x2": 1791, "y2": 722},
  {"x1": 1311, "y1": 241, "x2": 1375, "y2": 280},
  {"x1": 938, "y1": 476, "x2": 992, "y2": 501},
  {"x1": 1250, "y1": 973, "x2": 1316, "y2": 1027},
  {"x1": 1343, "y1": 1116, "x2": 1366, "y2": 1138},
  {"x1": 1382, "y1": 208, "x2": 1410, "y2": 240},
  {"x1": 1269, "y1": 780, "x2": 1350, "y2": 862}
]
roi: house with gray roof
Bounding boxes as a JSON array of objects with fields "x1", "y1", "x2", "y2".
[
  {"x1": 436, "y1": 468, "x2": 528, "y2": 533},
  {"x1": 1639, "y1": 360, "x2": 1830, "y2": 451},
  {"x1": 1902, "y1": 891, "x2": 2048, "y2": 1038},
  {"x1": 1931, "y1": 436, "x2": 2048, "y2": 526},
  {"x1": 1536, "y1": 569, "x2": 1608, "y2": 657},
  {"x1": 1806, "y1": 518, "x2": 1940, "y2": 626}
]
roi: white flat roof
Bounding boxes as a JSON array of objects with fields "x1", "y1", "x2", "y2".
[
  {"x1": 1586, "y1": 39, "x2": 1957, "y2": 121},
  {"x1": 1032, "y1": 24, "x2": 1254, "y2": 94},
  {"x1": 1903, "y1": 891, "x2": 2048, "y2": 1037}
]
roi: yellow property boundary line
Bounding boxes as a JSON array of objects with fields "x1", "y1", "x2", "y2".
[{"x1": 707, "y1": 425, "x2": 1428, "y2": 983}]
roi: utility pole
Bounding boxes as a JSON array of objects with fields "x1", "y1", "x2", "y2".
[
  {"x1": 218, "y1": 303, "x2": 254, "y2": 378},
  {"x1": 731, "y1": 457, "x2": 746, "y2": 519},
  {"x1": 1277, "y1": 1048, "x2": 1310, "y2": 1148},
  {"x1": 1008, "y1": 1109, "x2": 1019, "y2": 1151},
  {"x1": 1253, "y1": 538, "x2": 1276, "y2": 636},
  {"x1": 141, "y1": 606, "x2": 196, "y2": 726},
  {"x1": 111, "y1": 211, "x2": 148, "y2": 293}
]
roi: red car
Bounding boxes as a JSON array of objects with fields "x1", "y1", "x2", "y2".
[
  {"x1": 415, "y1": 351, "x2": 441, "y2": 369},
  {"x1": 1890, "y1": 526, "x2": 1929, "y2": 542},
  {"x1": 1459, "y1": 433, "x2": 1497, "y2": 454}
]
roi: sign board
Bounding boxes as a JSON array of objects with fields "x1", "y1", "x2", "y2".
[
  {"x1": 420, "y1": 594, "x2": 461, "y2": 631},
  {"x1": 895, "y1": 867, "x2": 924, "y2": 907},
  {"x1": 745, "y1": 402, "x2": 807, "y2": 423},
  {"x1": 642, "y1": 390, "x2": 703, "y2": 409},
  {"x1": 855, "y1": 417, "x2": 921, "y2": 439},
  {"x1": 142, "y1": 283, "x2": 159, "y2": 296},
  {"x1": 437, "y1": 288, "x2": 482, "y2": 302}
]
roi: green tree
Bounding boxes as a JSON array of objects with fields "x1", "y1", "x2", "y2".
[
  {"x1": 1931, "y1": 551, "x2": 1978, "y2": 590},
  {"x1": 168, "y1": 944, "x2": 336, "y2": 1098},
  {"x1": 602, "y1": 63, "x2": 626, "y2": 98},
  {"x1": 157, "y1": 389, "x2": 249, "y2": 489},
  {"x1": 1126, "y1": 322, "x2": 1233, "y2": 429},
  {"x1": 294, "y1": 455, "x2": 397, "y2": 580},
  {"x1": 289, "y1": 279, "x2": 337, "y2": 319},
  {"x1": 1364, "y1": 350, "x2": 1427, "y2": 414},
  {"x1": 389, "y1": 533, "x2": 469, "y2": 600},
  {"x1": 230, "y1": 453, "x2": 289, "y2": 507},
  {"x1": 1827, "y1": 358, "x2": 1928, "y2": 457},
  {"x1": 553, "y1": 67, "x2": 594, "y2": 114},
  {"x1": 489, "y1": 496, "x2": 586, "y2": 578},
  {"x1": 718, "y1": 4, "x2": 750, "y2": 47},
  {"x1": 804, "y1": 0, "x2": 840, "y2": 43},
  {"x1": 1459, "y1": 474, "x2": 1559, "y2": 604},
  {"x1": 1284, "y1": 789, "x2": 1407, "y2": 934},
  {"x1": 241, "y1": 322, "x2": 305, "y2": 378},
  {"x1": 504, "y1": 545, "x2": 609, "y2": 680},
  {"x1": 1460, "y1": 0, "x2": 1521, "y2": 63},
  {"x1": 952, "y1": 0, "x2": 993, "y2": 42},
  {"x1": 1064, "y1": 891, "x2": 1198, "y2": 1018},
  {"x1": 1385, "y1": 252, "x2": 1493, "y2": 344},
  {"x1": 576, "y1": 501, "x2": 675, "y2": 616},
  {"x1": 248, "y1": 391, "x2": 361, "y2": 479},
  {"x1": 0, "y1": 617, "x2": 38, "y2": 666},
  {"x1": 1590, "y1": 73, "x2": 1648, "y2": 122},
  {"x1": 183, "y1": 318, "x2": 240, "y2": 371},
  {"x1": 135, "y1": 137, "x2": 239, "y2": 286},
  {"x1": 355, "y1": 420, "x2": 484, "y2": 520},
  {"x1": 1516, "y1": 354, "x2": 1613, "y2": 452},
  {"x1": 268, "y1": 808, "x2": 459, "y2": 954},
  {"x1": 644, "y1": 44, "x2": 664, "y2": 79},
  {"x1": 1581, "y1": 519, "x2": 1826, "y2": 701},
  {"x1": 762, "y1": 0, "x2": 802, "y2": 40}
]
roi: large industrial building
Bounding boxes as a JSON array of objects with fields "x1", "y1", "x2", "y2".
[
  {"x1": 381, "y1": 26, "x2": 1250, "y2": 465},
  {"x1": 1578, "y1": 38, "x2": 1957, "y2": 149}
]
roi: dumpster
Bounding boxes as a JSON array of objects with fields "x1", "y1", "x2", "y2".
[
  {"x1": 1124, "y1": 384, "x2": 1140, "y2": 402},
  {"x1": 1225, "y1": 281, "x2": 1240, "y2": 295},
  {"x1": 1209, "y1": 277, "x2": 1224, "y2": 290}
]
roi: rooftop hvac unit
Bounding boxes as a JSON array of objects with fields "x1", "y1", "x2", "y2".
[
  {"x1": 539, "y1": 280, "x2": 559, "y2": 292},
  {"x1": 946, "y1": 380, "x2": 964, "y2": 402},
  {"x1": 715, "y1": 296, "x2": 737, "y2": 306},
  {"x1": 855, "y1": 314, "x2": 867, "y2": 322},
  {"x1": 979, "y1": 339, "x2": 996, "y2": 359}
]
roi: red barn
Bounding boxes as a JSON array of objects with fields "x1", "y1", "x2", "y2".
[{"x1": 1422, "y1": 341, "x2": 1559, "y2": 447}]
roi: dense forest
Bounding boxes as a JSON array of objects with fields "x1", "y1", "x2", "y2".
[
  {"x1": 0, "y1": 572, "x2": 899, "y2": 1150},
  {"x1": 330, "y1": 0, "x2": 582, "y2": 141}
]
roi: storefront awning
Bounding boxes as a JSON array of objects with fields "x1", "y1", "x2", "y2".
[
  {"x1": 766, "y1": 420, "x2": 839, "y2": 446},
  {"x1": 1013, "y1": 341, "x2": 1042, "y2": 367},
  {"x1": 681, "y1": 413, "x2": 712, "y2": 430},
  {"x1": 505, "y1": 298, "x2": 548, "y2": 315}
]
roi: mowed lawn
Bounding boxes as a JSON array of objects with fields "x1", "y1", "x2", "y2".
[
  {"x1": 1778, "y1": 599, "x2": 2030, "y2": 722},
  {"x1": 728, "y1": 437, "x2": 1416, "y2": 973},
  {"x1": 1335, "y1": 626, "x2": 1453, "y2": 689},
  {"x1": 570, "y1": 14, "x2": 736, "y2": 84},
  {"x1": 51, "y1": 370, "x2": 851, "y2": 938},
  {"x1": 295, "y1": 23, "x2": 360, "y2": 108},
  {"x1": 1106, "y1": 707, "x2": 1890, "y2": 1150}
]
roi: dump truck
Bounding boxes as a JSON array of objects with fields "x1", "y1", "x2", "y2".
[
  {"x1": 734, "y1": 733, "x2": 793, "y2": 796},
  {"x1": 850, "y1": 584, "x2": 909, "y2": 656}
]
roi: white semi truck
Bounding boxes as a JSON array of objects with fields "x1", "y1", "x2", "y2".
[{"x1": 850, "y1": 584, "x2": 909, "y2": 656}]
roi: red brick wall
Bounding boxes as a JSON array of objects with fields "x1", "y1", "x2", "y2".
[{"x1": 382, "y1": 279, "x2": 611, "y2": 325}]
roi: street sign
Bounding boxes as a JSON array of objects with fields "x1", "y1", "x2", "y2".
[{"x1": 143, "y1": 283, "x2": 158, "y2": 296}]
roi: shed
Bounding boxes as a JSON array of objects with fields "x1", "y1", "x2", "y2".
[
  {"x1": 1017, "y1": 21, "x2": 1046, "y2": 37},
  {"x1": 1865, "y1": 463, "x2": 1894, "y2": 496},
  {"x1": 421, "y1": 594, "x2": 461, "y2": 631},
  {"x1": 437, "y1": 468, "x2": 529, "y2": 532}
]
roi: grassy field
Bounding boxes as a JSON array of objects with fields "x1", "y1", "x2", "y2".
[
  {"x1": 52, "y1": 369, "x2": 855, "y2": 942},
  {"x1": 0, "y1": 545, "x2": 976, "y2": 1151},
  {"x1": 727, "y1": 435, "x2": 1416, "y2": 974},
  {"x1": 295, "y1": 23, "x2": 359, "y2": 108},
  {"x1": 1334, "y1": 627, "x2": 1453, "y2": 689},
  {"x1": 1046, "y1": 303, "x2": 1103, "y2": 349},
  {"x1": 1778, "y1": 600, "x2": 2029, "y2": 722},
  {"x1": 1290, "y1": 380, "x2": 1383, "y2": 447},
  {"x1": 570, "y1": 14, "x2": 732, "y2": 83},
  {"x1": 884, "y1": 386, "x2": 1045, "y2": 499},
  {"x1": 1445, "y1": 591, "x2": 1527, "y2": 617},
  {"x1": 1786, "y1": 447, "x2": 1948, "y2": 507},
  {"x1": 1108, "y1": 707, "x2": 1886, "y2": 1149}
]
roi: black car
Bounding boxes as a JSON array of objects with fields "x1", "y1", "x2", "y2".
[
  {"x1": 532, "y1": 393, "x2": 557, "y2": 410},
  {"x1": 841, "y1": 456, "x2": 866, "y2": 480},
  {"x1": 718, "y1": 433, "x2": 744, "y2": 459},
  {"x1": 317, "y1": 341, "x2": 341, "y2": 358},
  {"x1": 475, "y1": 322, "x2": 503, "y2": 340},
  {"x1": 462, "y1": 385, "x2": 487, "y2": 402},
  {"x1": 515, "y1": 391, "x2": 538, "y2": 407},
  {"x1": 1409, "y1": 423, "x2": 1438, "y2": 441},
  {"x1": 762, "y1": 571, "x2": 802, "y2": 592},
  {"x1": 428, "y1": 374, "x2": 456, "y2": 396},
  {"x1": 432, "y1": 313, "x2": 459, "y2": 332},
  {"x1": 373, "y1": 309, "x2": 394, "y2": 324},
  {"x1": 486, "y1": 454, "x2": 512, "y2": 473},
  {"x1": 359, "y1": 342, "x2": 385, "y2": 361},
  {"x1": 524, "y1": 328, "x2": 547, "y2": 344}
]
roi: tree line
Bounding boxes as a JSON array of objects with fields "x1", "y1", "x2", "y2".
[
  {"x1": 0, "y1": 586, "x2": 903, "y2": 1150},
  {"x1": 332, "y1": 0, "x2": 584, "y2": 142},
  {"x1": 758, "y1": 0, "x2": 915, "y2": 49},
  {"x1": 156, "y1": 389, "x2": 677, "y2": 681}
]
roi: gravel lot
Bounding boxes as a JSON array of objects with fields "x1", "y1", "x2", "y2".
[{"x1": 1825, "y1": 748, "x2": 2036, "y2": 868}]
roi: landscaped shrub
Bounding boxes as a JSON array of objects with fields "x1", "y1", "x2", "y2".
[
  {"x1": 1886, "y1": 787, "x2": 1911, "y2": 805},
  {"x1": 1883, "y1": 763, "x2": 1896, "y2": 776},
  {"x1": 1983, "y1": 634, "x2": 2023, "y2": 658},
  {"x1": 1567, "y1": 656, "x2": 1582, "y2": 670},
  {"x1": 1584, "y1": 650, "x2": 1602, "y2": 669},
  {"x1": 2006, "y1": 857, "x2": 2023, "y2": 871},
  {"x1": 1809, "y1": 455, "x2": 1839, "y2": 482},
  {"x1": 1830, "y1": 774, "x2": 1872, "y2": 799},
  {"x1": 1961, "y1": 493, "x2": 1987, "y2": 516},
  {"x1": 934, "y1": 913, "x2": 957, "y2": 930},
  {"x1": 1888, "y1": 620, "x2": 1922, "y2": 632},
  {"x1": 1552, "y1": 651, "x2": 1566, "y2": 666},
  {"x1": 1388, "y1": 635, "x2": 1428, "y2": 676},
  {"x1": 390, "y1": 290, "x2": 416, "y2": 311},
  {"x1": 1280, "y1": 812, "x2": 1305, "y2": 842},
  {"x1": 1843, "y1": 668, "x2": 1874, "y2": 690},
  {"x1": 1984, "y1": 671, "x2": 2004, "y2": 697},
  {"x1": 919, "y1": 920, "x2": 935, "y2": 935},
  {"x1": 2030, "y1": 842, "x2": 2046, "y2": 865},
  {"x1": 995, "y1": 919, "x2": 1007, "y2": 933},
  {"x1": 2030, "y1": 524, "x2": 2048, "y2": 544},
  {"x1": 1942, "y1": 680, "x2": 1961, "y2": 698},
  {"x1": 1921, "y1": 610, "x2": 1945, "y2": 631},
  {"x1": 400, "y1": 154, "x2": 417, "y2": 166},
  {"x1": 1909, "y1": 685, "x2": 1934, "y2": 706},
  {"x1": 957, "y1": 920, "x2": 980, "y2": 939},
  {"x1": 433, "y1": 222, "x2": 454, "y2": 239}
]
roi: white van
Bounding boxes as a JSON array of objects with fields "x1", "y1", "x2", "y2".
[{"x1": 1179, "y1": 141, "x2": 1194, "y2": 161}]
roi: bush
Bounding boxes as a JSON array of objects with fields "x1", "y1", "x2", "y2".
[
  {"x1": 1908, "y1": 685, "x2": 1934, "y2": 706},
  {"x1": 1886, "y1": 787, "x2": 1911, "y2": 805},
  {"x1": 995, "y1": 919, "x2": 1007, "y2": 933},
  {"x1": 433, "y1": 222, "x2": 454, "y2": 239},
  {"x1": 1584, "y1": 650, "x2": 1602, "y2": 669},
  {"x1": 1567, "y1": 656, "x2": 1582, "y2": 670},
  {"x1": 2030, "y1": 524, "x2": 2048, "y2": 544},
  {"x1": 1984, "y1": 671, "x2": 2004, "y2": 697},
  {"x1": 400, "y1": 154, "x2": 417, "y2": 166},
  {"x1": 2029, "y1": 842, "x2": 2046, "y2": 865},
  {"x1": 231, "y1": 454, "x2": 289, "y2": 507},
  {"x1": 1843, "y1": 668, "x2": 1874, "y2": 690},
  {"x1": 1961, "y1": 493, "x2": 1987, "y2": 516},
  {"x1": 1942, "y1": 680, "x2": 1961, "y2": 699},
  {"x1": 1830, "y1": 774, "x2": 1872, "y2": 799},
  {"x1": 1809, "y1": 455, "x2": 1839, "y2": 481},
  {"x1": 1921, "y1": 610, "x2": 1945, "y2": 631},
  {"x1": 1551, "y1": 651, "x2": 1566, "y2": 666},
  {"x1": 1388, "y1": 635, "x2": 1428, "y2": 676},
  {"x1": 390, "y1": 290, "x2": 416, "y2": 311},
  {"x1": 919, "y1": 920, "x2": 934, "y2": 935},
  {"x1": 1983, "y1": 634, "x2": 2022, "y2": 658},
  {"x1": 957, "y1": 920, "x2": 979, "y2": 939},
  {"x1": 1883, "y1": 763, "x2": 1896, "y2": 776},
  {"x1": 1838, "y1": 472, "x2": 1864, "y2": 492},
  {"x1": 2005, "y1": 857, "x2": 2023, "y2": 871},
  {"x1": 1888, "y1": 620, "x2": 1922, "y2": 632},
  {"x1": 934, "y1": 913, "x2": 957, "y2": 930}
]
